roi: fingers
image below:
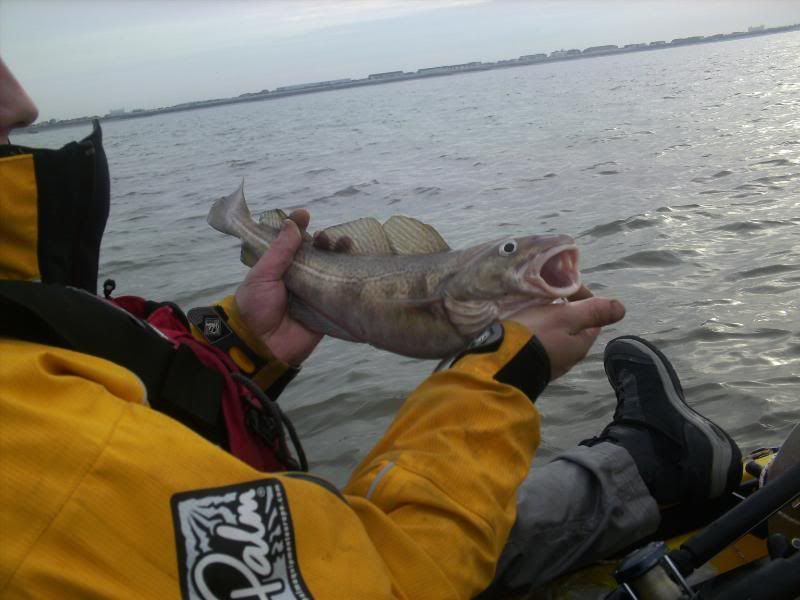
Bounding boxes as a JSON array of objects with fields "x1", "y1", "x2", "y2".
[
  {"x1": 249, "y1": 218, "x2": 303, "y2": 282},
  {"x1": 313, "y1": 231, "x2": 354, "y2": 253},
  {"x1": 564, "y1": 298, "x2": 626, "y2": 335},
  {"x1": 287, "y1": 208, "x2": 310, "y2": 232}
]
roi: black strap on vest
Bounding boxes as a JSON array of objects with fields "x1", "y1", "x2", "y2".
[{"x1": 0, "y1": 280, "x2": 226, "y2": 446}]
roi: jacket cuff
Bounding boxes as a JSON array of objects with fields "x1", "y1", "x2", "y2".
[
  {"x1": 190, "y1": 295, "x2": 295, "y2": 393},
  {"x1": 449, "y1": 320, "x2": 551, "y2": 402}
]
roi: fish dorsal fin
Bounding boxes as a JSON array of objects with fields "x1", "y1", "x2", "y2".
[
  {"x1": 315, "y1": 218, "x2": 393, "y2": 256},
  {"x1": 258, "y1": 209, "x2": 313, "y2": 241},
  {"x1": 383, "y1": 215, "x2": 450, "y2": 255},
  {"x1": 258, "y1": 209, "x2": 289, "y2": 231}
]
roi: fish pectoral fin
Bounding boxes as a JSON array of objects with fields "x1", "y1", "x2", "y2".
[
  {"x1": 288, "y1": 294, "x2": 362, "y2": 342},
  {"x1": 443, "y1": 295, "x2": 498, "y2": 337},
  {"x1": 383, "y1": 215, "x2": 451, "y2": 255},
  {"x1": 314, "y1": 218, "x2": 393, "y2": 256}
]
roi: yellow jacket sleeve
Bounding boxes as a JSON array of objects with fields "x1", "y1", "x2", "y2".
[{"x1": 0, "y1": 320, "x2": 542, "y2": 600}]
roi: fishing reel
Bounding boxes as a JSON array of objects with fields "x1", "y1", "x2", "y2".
[
  {"x1": 605, "y1": 445, "x2": 800, "y2": 600},
  {"x1": 611, "y1": 541, "x2": 695, "y2": 600}
]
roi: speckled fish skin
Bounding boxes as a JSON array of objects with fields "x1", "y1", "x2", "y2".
[{"x1": 208, "y1": 183, "x2": 581, "y2": 359}]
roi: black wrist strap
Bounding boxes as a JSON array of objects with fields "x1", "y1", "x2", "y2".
[
  {"x1": 186, "y1": 306, "x2": 267, "y2": 373},
  {"x1": 495, "y1": 336, "x2": 550, "y2": 402},
  {"x1": 436, "y1": 322, "x2": 551, "y2": 403}
]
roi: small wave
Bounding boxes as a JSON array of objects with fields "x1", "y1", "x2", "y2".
[
  {"x1": 583, "y1": 250, "x2": 683, "y2": 273},
  {"x1": 413, "y1": 186, "x2": 442, "y2": 195},
  {"x1": 714, "y1": 220, "x2": 791, "y2": 233},
  {"x1": 305, "y1": 167, "x2": 336, "y2": 176},
  {"x1": 579, "y1": 216, "x2": 661, "y2": 238},
  {"x1": 681, "y1": 325, "x2": 790, "y2": 343},
  {"x1": 692, "y1": 170, "x2": 733, "y2": 183},
  {"x1": 730, "y1": 264, "x2": 799, "y2": 280},
  {"x1": 753, "y1": 173, "x2": 799, "y2": 185},
  {"x1": 743, "y1": 284, "x2": 800, "y2": 294},
  {"x1": 333, "y1": 185, "x2": 364, "y2": 197},
  {"x1": 684, "y1": 298, "x2": 742, "y2": 308},
  {"x1": 753, "y1": 158, "x2": 795, "y2": 167},
  {"x1": 228, "y1": 159, "x2": 258, "y2": 168},
  {"x1": 583, "y1": 161, "x2": 617, "y2": 171}
]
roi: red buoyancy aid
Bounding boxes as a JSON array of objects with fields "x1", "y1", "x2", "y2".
[{"x1": 0, "y1": 280, "x2": 303, "y2": 473}]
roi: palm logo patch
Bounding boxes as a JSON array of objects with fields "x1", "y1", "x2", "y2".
[{"x1": 172, "y1": 479, "x2": 311, "y2": 599}]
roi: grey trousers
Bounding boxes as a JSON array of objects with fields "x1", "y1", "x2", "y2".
[{"x1": 482, "y1": 442, "x2": 660, "y2": 597}]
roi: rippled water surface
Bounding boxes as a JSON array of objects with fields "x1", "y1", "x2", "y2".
[{"x1": 17, "y1": 34, "x2": 800, "y2": 486}]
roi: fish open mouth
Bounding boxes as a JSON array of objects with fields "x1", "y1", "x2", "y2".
[{"x1": 528, "y1": 244, "x2": 581, "y2": 296}]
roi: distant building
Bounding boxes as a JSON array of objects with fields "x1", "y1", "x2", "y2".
[
  {"x1": 583, "y1": 45, "x2": 619, "y2": 54},
  {"x1": 238, "y1": 89, "x2": 270, "y2": 97},
  {"x1": 276, "y1": 79, "x2": 352, "y2": 92},
  {"x1": 748, "y1": 25, "x2": 765, "y2": 32},
  {"x1": 671, "y1": 36, "x2": 705, "y2": 45},
  {"x1": 550, "y1": 49, "x2": 580, "y2": 58},
  {"x1": 650, "y1": 41, "x2": 667, "y2": 46},
  {"x1": 107, "y1": 108, "x2": 126, "y2": 116},
  {"x1": 623, "y1": 43, "x2": 647, "y2": 49},
  {"x1": 416, "y1": 62, "x2": 484, "y2": 75},
  {"x1": 519, "y1": 53, "x2": 547, "y2": 62},
  {"x1": 368, "y1": 71, "x2": 404, "y2": 80}
]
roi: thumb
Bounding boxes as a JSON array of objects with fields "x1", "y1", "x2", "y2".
[
  {"x1": 249, "y1": 219, "x2": 302, "y2": 282},
  {"x1": 564, "y1": 298, "x2": 626, "y2": 334}
]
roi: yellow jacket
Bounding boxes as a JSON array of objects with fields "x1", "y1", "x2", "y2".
[{"x1": 1, "y1": 150, "x2": 543, "y2": 599}]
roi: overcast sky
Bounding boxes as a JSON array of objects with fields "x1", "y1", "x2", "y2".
[{"x1": 2, "y1": 0, "x2": 799, "y2": 121}]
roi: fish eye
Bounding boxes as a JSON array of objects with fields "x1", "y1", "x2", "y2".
[{"x1": 499, "y1": 240, "x2": 518, "y2": 256}]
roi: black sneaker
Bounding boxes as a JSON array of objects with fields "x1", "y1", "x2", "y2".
[{"x1": 581, "y1": 335, "x2": 742, "y2": 506}]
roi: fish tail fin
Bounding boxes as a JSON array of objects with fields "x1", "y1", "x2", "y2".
[{"x1": 207, "y1": 179, "x2": 252, "y2": 237}]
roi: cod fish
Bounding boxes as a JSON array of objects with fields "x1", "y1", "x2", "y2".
[{"x1": 208, "y1": 182, "x2": 581, "y2": 359}]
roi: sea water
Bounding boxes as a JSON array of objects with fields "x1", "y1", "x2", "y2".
[{"x1": 16, "y1": 32, "x2": 800, "y2": 487}]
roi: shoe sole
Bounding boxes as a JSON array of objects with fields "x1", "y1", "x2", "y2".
[{"x1": 606, "y1": 336, "x2": 736, "y2": 499}]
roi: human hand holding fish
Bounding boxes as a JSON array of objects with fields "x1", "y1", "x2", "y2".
[
  {"x1": 216, "y1": 181, "x2": 621, "y2": 368},
  {"x1": 235, "y1": 208, "x2": 323, "y2": 366},
  {"x1": 508, "y1": 291, "x2": 626, "y2": 380}
]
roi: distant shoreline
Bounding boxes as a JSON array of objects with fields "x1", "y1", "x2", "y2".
[{"x1": 24, "y1": 23, "x2": 800, "y2": 134}]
